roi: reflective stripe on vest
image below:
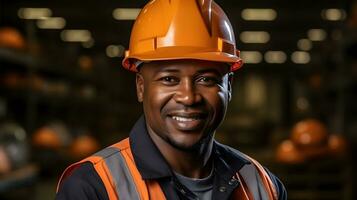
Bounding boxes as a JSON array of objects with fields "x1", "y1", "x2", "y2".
[
  {"x1": 57, "y1": 138, "x2": 277, "y2": 200},
  {"x1": 57, "y1": 138, "x2": 166, "y2": 200},
  {"x1": 94, "y1": 147, "x2": 141, "y2": 200},
  {"x1": 231, "y1": 153, "x2": 278, "y2": 200}
]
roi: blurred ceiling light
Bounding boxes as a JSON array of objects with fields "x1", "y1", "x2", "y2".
[
  {"x1": 106, "y1": 45, "x2": 125, "y2": 57},
  {"x1": 264, "y1": 51, "x2": 287, "y2": 64},
  {"x1": 245, "y1": 75, "x2": 266, "y2": 108},
  {"x1": 297, "y1": 39, "x2": 312, "y2": 51},
  {"x1": 240, "y1": 31, "x2": 270, "y2": 43},
  {"x1": 240, "y1": 51, "x2": 262, "y2": 64},
  {"x1": 113, "y1": 8, "x2": 141, "y2": 20},
  {"x1": 37, "y1": 17, "x2": 66, "y2": 29},
  {"x1": 291, "y1": 51, "x2": 310, "y2": 64},
  {"x1": 307, "y1": 29, "x2": 327, "y2": 41},
  {"x1": 18, "y1": 8, "x2": 52, "y2": 19},
  {"x1": 321, "y1": 9, "x2": 346, "y2": 21},
  {"x1": 82, "y1": 38, "x2": 95, "y2": 48},
  {"x1": 241, "y1": 9, "x2": 277, "y2": 21},
  {"x1": 60, "y1": 30, "x2": 92, "y2": 42}
]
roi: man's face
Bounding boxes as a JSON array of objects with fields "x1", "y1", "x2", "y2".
[{"x1": 136, "y1": 60, "x2": 232, "y2": 151}]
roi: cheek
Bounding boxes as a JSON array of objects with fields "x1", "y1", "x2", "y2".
[
  {"x1": 215, "y1": 91, "x2": 229, "y2": 118},
  {"x1": 204, "y1": 88, "x2": 229, "y2": 112},
  {"x1": 144, "y1": 85, "x2": 174, "y2": 116},
  {"x1": 201, "y1": 89, "x2": 228, "y2": 130}
]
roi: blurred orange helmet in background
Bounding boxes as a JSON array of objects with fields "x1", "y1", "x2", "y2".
[
  {"x1": 0, "y1": 27, "x2": 26, "y2": 50},
  {"x1": 69, "y1": 135, "x2": 100, "y2": 159},
  {"x1": 32, "y1": 127, "x2": 62, "y2": 149},
  {"x1": 328, "y1": 134, "x2": 348, "y2": 156},
  {"x1": 122, "y1": 0, "x2": 243, "y2": 72},
  {"x1": 291, "y1": 119, "x2": 328, "y2": 148},
  {"x1": 32, "y1": 122, "x2": 71, "y2": 150},
  {"x1": 275, "y1": 140, "x2": 306, "y2": 164}
]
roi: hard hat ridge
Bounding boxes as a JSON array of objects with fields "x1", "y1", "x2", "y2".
[{"x1": 196, "y1": 0, "x2": 213, "y2": 35}]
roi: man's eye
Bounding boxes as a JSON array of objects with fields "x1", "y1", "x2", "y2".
[
  {"x1": 197, "y1": 77, "x2": 218, "y2": 85},
  {"x1": 164, "y1": 77, "x2": 173, "y2": 82},
  {"x1": 162, "y1": 77, "x2": 175, "y2": 82},
  {"x1": 159, "y1": 76, "x2": 179, "y2": 84}
]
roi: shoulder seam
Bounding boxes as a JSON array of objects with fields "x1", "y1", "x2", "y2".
[{"x1": 92, "y1": 148, "x2": 122, "y2": 165}]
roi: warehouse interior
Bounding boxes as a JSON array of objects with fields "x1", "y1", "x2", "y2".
[{"x1": 1, "y1": 0, "x2": 357, "y2": 199}]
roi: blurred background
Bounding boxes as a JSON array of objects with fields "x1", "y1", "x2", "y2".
[{"x1": 0, "y1": 0, "x2": 356, "y2": 199}]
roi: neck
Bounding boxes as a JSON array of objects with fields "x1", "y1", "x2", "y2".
[{"x1": 147, "y1": 128, "x2": 214, "y2": 179}]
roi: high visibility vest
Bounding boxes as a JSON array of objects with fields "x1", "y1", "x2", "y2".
[{"x1": 57, "y1": 138, "x2": 278, "y2": 200}]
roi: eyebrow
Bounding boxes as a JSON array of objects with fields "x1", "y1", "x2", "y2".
[
  {"x1": 196, "y1": 68, "x2": 224, "y2": 76},
  {"x1": 157, "y1": 68, "x2": 180, "y2": 73},
  {"x1": 153, "y1": 66, "x2": 226, "y2": 76}
]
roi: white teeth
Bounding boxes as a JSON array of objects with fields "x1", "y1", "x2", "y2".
[{"x1": 172, "y1": 116, "x2": 197, "y2": 122}]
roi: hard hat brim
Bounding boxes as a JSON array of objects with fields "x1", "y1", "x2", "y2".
[{"x1": 122, "y1": 50, "x2": 242, "y2": 72}]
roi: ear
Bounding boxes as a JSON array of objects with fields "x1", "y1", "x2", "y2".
[
  {"x1": 136, "y1": 73, "x2": 144, "y2": 102},
  {"x1": 227, "y1": 72, "x2": 234, "y2": 102}
]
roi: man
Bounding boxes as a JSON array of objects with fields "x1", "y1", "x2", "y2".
[{"x1": 56, "y1": 0, "x2": 287, "y2": 199}]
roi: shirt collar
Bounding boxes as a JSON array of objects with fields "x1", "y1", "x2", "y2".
[
  {"x1": 129, "y1": 115, "x2": 251, "y2": 180},
  {"x1": 213, "y1": 142, "x2": 251, "y2": 173},
  {"x1": 129, "y1": 115, "x2": 172, "y2": 179}
]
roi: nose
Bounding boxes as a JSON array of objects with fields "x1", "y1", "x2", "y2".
[{"x1": 173, "y1": 79, "x2": 202, "y2": 106}]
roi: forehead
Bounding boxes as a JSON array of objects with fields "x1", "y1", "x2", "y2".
[{"x1": 139, "y1": 60, "x2": 230, "y2": 75}]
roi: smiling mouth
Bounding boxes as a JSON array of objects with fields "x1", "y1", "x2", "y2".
[
  {"x1": 168, "y1": 112, "x2": 207, "y2": 120},
  {"x1": 167, "y1": 112, "x2": 207, "y2": 131},
  {"x1": 171, "y1": 116, "x2": 202, "y2": 122}
]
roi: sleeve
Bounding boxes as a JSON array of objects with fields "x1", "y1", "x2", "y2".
[
  {"x1": 56, "y1": 162, "x2": 109, "y2": 200},
  {"x1": 265, "y1": 168, "x2": 287, "y2": 200}
]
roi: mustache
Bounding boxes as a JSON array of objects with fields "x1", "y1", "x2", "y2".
[{"x1": 162, "y1": 105, "x2": 209, "y2": 117}]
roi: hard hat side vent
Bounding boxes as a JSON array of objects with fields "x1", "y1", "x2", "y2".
[
  {"x1": 154, "y1": 37, "x2": 158, "y2": 49},
  {"x1": 196, "y1": 0, "x2": 213, "y2": 36}
]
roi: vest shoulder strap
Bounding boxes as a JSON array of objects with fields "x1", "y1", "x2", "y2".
[
  {"x1": 56, "y1": 144, "x2": 122, "y2": 199},
  {"x1": 57, "y1": 138, "x2": 166, "y2": 200},
  {"x1": 233, "y1": 154, "x2": 278, "y2": 200}
]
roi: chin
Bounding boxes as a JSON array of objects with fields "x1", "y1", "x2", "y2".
[
  {"x1": 168, "y1": 140, "x2": 202, "y2": 152},
  {"x1": 167, "y1": 132, "x2": 213, "y2": 152}
]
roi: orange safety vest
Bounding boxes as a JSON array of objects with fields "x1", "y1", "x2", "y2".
[{"x1": 57, "y1": 138, "x2": 278, "y2": 200}]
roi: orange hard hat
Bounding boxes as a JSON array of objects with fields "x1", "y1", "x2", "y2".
[
  {"x1": 32, "y1": 122, "x2": 72, "y2": 150},
  {"x1": 122, "y1": 0, "x2": 243, "y2": 72},
  {"x1": 328, "y1": 134, "x2": 348, "y2": 156},
  {"x1": 0, "y1": 27, "x2": 26, "y2": 50},
  {"x1": 291, "y1": 119, "x2": 328, "y2": 148},
  {"x1": 69, "y1": 135, "x2": 100, "y2": 159},
  {"x1": 275, "y1": 140, "x2": 305, "y2": 164},
  {"x1": 32, "y1": 127, "x2": 62, "y2": 149}
]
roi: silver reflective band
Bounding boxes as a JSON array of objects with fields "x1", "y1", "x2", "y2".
[
  {"x1": 239, "y1": 164, "x2": 270, "y2": 200},
  {"x1": 94, "y1": 147, "x2": 141, "y2": 200}
]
